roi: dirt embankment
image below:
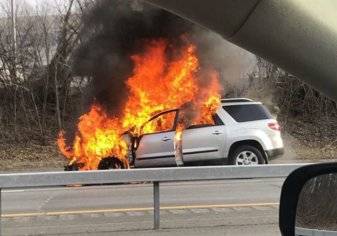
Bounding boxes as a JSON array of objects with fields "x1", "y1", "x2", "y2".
[
  {"x1": 0, "y1": 142, "x2": 66, "y2": 172},
  {"x1": 279, "y1": 115, "x2": 337, "y2": 162}
]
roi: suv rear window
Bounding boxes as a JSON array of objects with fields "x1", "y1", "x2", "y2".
[{"x1": 223, "y1": 104, "x2": 272, "y2": 122}]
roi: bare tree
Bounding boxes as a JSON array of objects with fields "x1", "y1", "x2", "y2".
[{"x1": 0, "y1": 0, "x2": 86, "y2": 143}]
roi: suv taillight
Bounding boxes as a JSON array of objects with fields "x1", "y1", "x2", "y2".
[{"x1": 268, "y1": 122, "x2": 281, "y2": 131}]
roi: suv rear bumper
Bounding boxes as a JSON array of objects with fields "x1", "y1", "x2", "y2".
[{"x1": 266, "y1": 148, "x2": 284, "y2": 160}]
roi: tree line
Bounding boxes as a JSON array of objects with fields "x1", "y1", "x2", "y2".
[{"x1": 0, "y1": 0, "x2": 335, "y2": 145}]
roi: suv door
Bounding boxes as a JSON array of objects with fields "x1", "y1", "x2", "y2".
[
  {"x1": 135, "y1": 110, "x2": 177, "y2": 167},
  {"x1": 182, "y1": 113, "x2": 226, "y2": 163}
]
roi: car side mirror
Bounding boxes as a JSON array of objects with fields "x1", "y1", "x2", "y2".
[{"x1": 279, "y1": 162, "x2": 337, "y2": 236}]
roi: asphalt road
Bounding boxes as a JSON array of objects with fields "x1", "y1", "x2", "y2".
[{"x1": 1, "y1": 178, "x2": 284, "y2": 236}]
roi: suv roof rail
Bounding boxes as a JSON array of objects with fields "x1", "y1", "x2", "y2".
[{"x1": 221, "y1": 98, "x2": 254, "y2": 103}]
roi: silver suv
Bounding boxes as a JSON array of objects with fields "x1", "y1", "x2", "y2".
[{"x1": 128, "y1": 98, "x2": 284, "y2": 168}]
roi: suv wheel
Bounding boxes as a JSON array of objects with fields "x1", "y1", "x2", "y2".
[
  {"x1": 229, "y1": 145, "x2": 265, "y2": 166},
  {"x1": 98, "y1": 156, "x2": 127, "y2": 169}
]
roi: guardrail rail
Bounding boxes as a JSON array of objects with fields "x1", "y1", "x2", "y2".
[{"x1": 0, "y1": 164, "x2": 307, "y2": 235}]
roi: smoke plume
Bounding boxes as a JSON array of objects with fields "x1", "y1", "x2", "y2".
[
  {"x1": 72, "y1": 0, "x2": 256, "y2": 117},
  {"x1": 72, "y1": 0, "x2": 194, "y2": 115}
]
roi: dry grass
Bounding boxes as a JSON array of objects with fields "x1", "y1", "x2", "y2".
[
  {"x1": 280, "y1": 116, "x2": 337, "y2": 160},
  {"x1": 0, "y1": 143, "x2": 66, "y2": 172}
]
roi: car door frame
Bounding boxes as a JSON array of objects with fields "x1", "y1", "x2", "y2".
[
  {"x1": 134, "y1": 109, "x2": 179, "y2": 167},
  {"x1": 181, "y1": 113, "x2": 227, "y2": 163}
]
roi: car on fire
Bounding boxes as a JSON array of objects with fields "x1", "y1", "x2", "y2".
[{"x1": 97, "y1": 98, "x2": 284, "y2": 169}]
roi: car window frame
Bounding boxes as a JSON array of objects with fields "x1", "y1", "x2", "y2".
[
  {"x1": 140, "y1": 109, "x2": 224, "y2": 134},
  {"x1": 222, "y1": 104, "x2": 272, "y2": 123},
  {"x1": 186, "y1": 113, "x2": 224, "y2": 130},
  {"x1": 141, "y1": 109, "x2": 179, "y2": 136}
]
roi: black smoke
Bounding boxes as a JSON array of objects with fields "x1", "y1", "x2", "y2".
[{"x1": 72, "y1": 0, "x2": 194, "y2": 115}]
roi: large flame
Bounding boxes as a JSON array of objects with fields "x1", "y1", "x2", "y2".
[
  {"x1": 57, "y1": 105, "x2": 128, "y2": 170},
  {"x1": 58, "y1": 38, "x2": 221, "y2": 170}
]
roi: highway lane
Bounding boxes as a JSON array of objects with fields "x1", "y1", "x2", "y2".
[
  {"x1": 1, "y1": 178, "x2": 284, "y2": 235},
  {"x1": 3, "y1": 179, "x2": 282, "y2": 213}
]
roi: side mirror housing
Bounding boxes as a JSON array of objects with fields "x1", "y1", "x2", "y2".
[{"x1": 279, "y1": 162, "x2": 337, "y2": 235}]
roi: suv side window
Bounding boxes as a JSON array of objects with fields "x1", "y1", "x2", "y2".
[
  {"x1": 212, "y1": 114, "x2": 224, "y2": 125},
  {"x1": 187, "y1": 113, "x2": 224, "y2": 129},
  {"x1": 223, "y1": 104, "x2": 272, "y2": 122},
  {"x1": 142, "y1": 110, "x2": 177, "y2": 134}
]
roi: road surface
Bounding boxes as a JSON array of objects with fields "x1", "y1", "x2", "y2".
[{"x1": 1, "y1": 178, "x2": 284, "y2": 235}]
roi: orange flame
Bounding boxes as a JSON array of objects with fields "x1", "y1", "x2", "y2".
[
  {"x1": 57, "y1": 38, "x2": 221, "y2": 170},
  {"x1": 57, "y1": 104, "x2": 128, "y2": 170}
]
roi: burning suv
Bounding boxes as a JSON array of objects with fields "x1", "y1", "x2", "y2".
[{"x1": 97, "y1": 98, "x2": 284, "y2": 169}]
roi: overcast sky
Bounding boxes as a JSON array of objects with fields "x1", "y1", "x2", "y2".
[
  {"x1": 0, "y1": 0, "x2": 71, "y2": 17},
  {"x1": 19, "y1": 0, "x2": 59, "y2": 8}
]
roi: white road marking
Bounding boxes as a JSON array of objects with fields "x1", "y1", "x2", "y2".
[{"x1": 3, "y1": 190, "x2": 25, "y2": 193}]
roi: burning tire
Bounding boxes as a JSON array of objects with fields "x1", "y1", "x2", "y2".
[
  {"x1": 64, "y1": 162, "x2": 83, "y2": 171},
  {"x1": 98, "y1": 157, "x2": 128, "y2": 169}
]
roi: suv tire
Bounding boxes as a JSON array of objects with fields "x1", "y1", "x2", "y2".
[
  {"x1": 98, "y1": 156, "x2": 127, "y2": 169},
  {"x1": 229, "y1": 145, "x2": 265, "y2": 165}
]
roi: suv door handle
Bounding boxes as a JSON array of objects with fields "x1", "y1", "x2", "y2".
[
  {"x1": 212, "y1": 130, "x2": 222, "y2": 135},
  {"x1": 162, "y1": 137, "x2": 171, "y2": 141}
]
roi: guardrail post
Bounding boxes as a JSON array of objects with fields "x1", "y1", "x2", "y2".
[{"x1": 153, "y1": 182, "x2": 160, "y2": 230}]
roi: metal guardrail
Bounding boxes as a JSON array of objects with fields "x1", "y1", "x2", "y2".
[{"x1": 0, "y1": 164, "x2": 307, "y2": 234}]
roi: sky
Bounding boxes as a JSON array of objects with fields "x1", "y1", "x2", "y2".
[
  {"x1": 0, "y1": 0, "x2": 71, "y2": 17},
  {"x1": 19, "y1": 0, "x2": 60, "y2": 9}
]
